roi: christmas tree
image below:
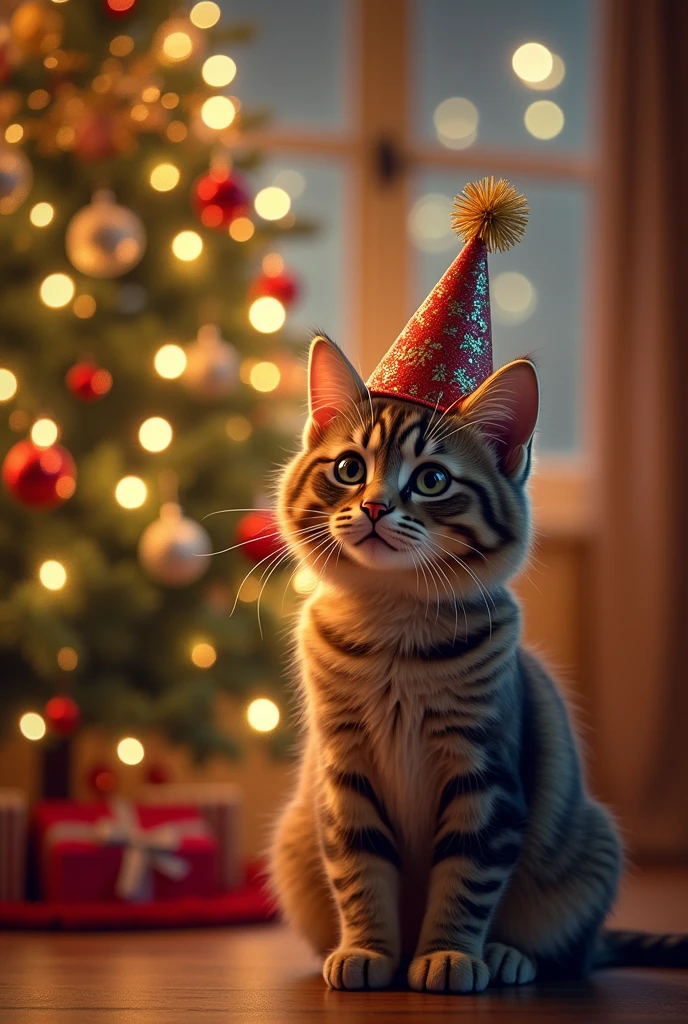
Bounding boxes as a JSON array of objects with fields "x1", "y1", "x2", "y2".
[{"x1": 0, "y1": 0, "x2": 306, "y2": 769}]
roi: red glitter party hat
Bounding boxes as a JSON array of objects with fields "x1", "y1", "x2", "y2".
[{"x1": 367, "y1": 177, "x2": 529, "y2": 412}]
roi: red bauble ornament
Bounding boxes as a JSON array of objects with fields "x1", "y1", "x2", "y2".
[
  {"x1": 193, "y1": 170, "x2": 250, "y2": 229},
  {"x1": 249, "y1": 268, "x2": 300, "y2": 308},
  {"x1": 2, "y1": 440, "x2": 76, "y2": 508},
  {"x1": 234, "y1": 510, "x2": 283, "y2": 564},
  {"x1": 88, "y1": 763, "x2": 119, "y2": 795},
  {"x1": 66, "y1": 361, "x2": 113, "y2": 402},
  {"x1": 104, "y1": 0, "x2": 137, "y2": 17},
  {"x1": 45, "y1": 695, "x2": 81, "y2": 737},
  {"x1": 74, "y1": 111, "x2": 126, "y2": 162},
  {"x1": 146, "y1": 763, "x2": 170, "y2": 785}
]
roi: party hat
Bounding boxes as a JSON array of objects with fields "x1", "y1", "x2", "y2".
[{"x1": 367, "y1": 177, "x2": 529, "y2": 411}]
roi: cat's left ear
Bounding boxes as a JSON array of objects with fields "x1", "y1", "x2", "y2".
[
  {"x1": 305, "y1": 335, "x2": 367, "y2": 447},
  {"x1": 460, "y1": 359, "x2": 540, "y2": 478}
]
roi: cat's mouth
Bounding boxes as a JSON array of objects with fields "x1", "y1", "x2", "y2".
[{"x1": 354, "y1": 531, "x2": 398, "y2": 551}]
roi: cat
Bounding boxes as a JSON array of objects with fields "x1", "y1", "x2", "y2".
[{"x1": 269, "y1": 334, "x2": 686, "y2": 992}]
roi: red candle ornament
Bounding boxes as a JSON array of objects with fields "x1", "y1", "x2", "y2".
[
  {"x1": 2, "y1": 440, "x2": 76, "y2": 508},
  {"x1": 234, "y1": 510, "x2": 283, "y2": 564},
  {"x1": 45, "y1": 695, "x2": 81, "y2": 737},
  {"x1": 66, "y1": 361, "x2": 113, "y2": 402},
  {"x1": 193, "y1": 170, "x2": 250, "y2": 229}
]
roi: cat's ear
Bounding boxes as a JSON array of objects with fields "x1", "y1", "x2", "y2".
[
  {"x1": 460, "y1": 359, "x2": 540, "y2": 478},
  {"x1": 304, "y1": 335, "x2": 366, "y2": 447}
]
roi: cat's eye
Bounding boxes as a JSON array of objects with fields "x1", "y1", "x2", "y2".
[
  {"x1": 410, "y1": 464, "x2": 450, "y2": 497},
  {"x1": 333, "y1": 452, "x2": 366, "y2": 486}
]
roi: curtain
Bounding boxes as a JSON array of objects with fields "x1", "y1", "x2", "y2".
[{"x1": 594, "y1": 0, "x2": 688, "y2": 856}]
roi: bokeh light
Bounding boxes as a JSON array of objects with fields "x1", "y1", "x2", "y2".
[
  {"x1": 150, "y1": 163, "x2": 180, "y2": 191},
  {"x1": 191, "y1": 642, "x2": 217, "y2": 668},
  {"x1": 31, "y1": 418, "x2": 59, "y2": 447},
  {"x1": 107, "y1": 0, "x2": 136, "y2": 12},
  {"x1": 407, "y1": 193, "x2": 454, "y2": 253},
  {"x1": 273, "y1": 168, "x2": 305, "y2": 198},
  {"x1": 492, "y1": 271, "x2": 537, "y2": 324},
  {"x1": 154, "y1": 343, "x2": 187, "y2": 379},
  {"x1": 57, "y1": 646, "x2": 78, "y2": 671},
  {"x1": 115, "y1": 476, "x2": 147, "y2": 509},
  {"x1": 166, "y1": 120, "x2": 187, "y2": 142},
  {"x1": 139, "y1": 417, "x2": 172, "y2": 452},
  {"x1": 5, "y1": 123, "x2": 23, "y2": 144},
  {"x1": 249, "y1": 361, "x2": 281, "y2": 392},
  {"x1": 172, "y1": 230, "x2": 203, "y2": 261},
  {"x1": 110, "y1": 35, "x2": 134, "y2": 57},
  {"x1": 247, "y1": 698, "x2": 279, "y2": 733},
  {"x1": 525, "y1": 53, "x2": 566, "y2": 91},
  {"x1": 39, "y1": 560, "x2": 67, "y2": 591},
  {"x1": 40, "y1": 273, "x2": 75, "y2": 308},
  {"x1": 524, "y1": 100, "x2": 565, "y2": 139},
  {"x1": 248, "y1": 297, "x2": 286, "y2": 333},
  {"x1": 202, "y1": 54, "x2": 236, "y2": 87},
  {"x1": 254, "y1": 187, "x2": 291, "y2": 221},
  {"x1": 292, "y1": 568, "x2": 318, "y2": 595},
  {"x1": 19, "y1": 712, "x2": 46, "y2": 741},
  {"x1": 117, "y1": 737, "x2": 144, "y2": 765},
  {"x1": 433, "y1": 97, "x2": 478, "y2": 149},
  {"x1": 73, "y1": 295, "x2": 96, "y2": 319},
  {"x1": 162, "y1": 31, "x2": 193, "y2": 62},
  {"x1": 226, "y1": 415, "x2": 252, "y2": 442},
  {"x1": 228, "y1": 217, "x2": 254, "y2": 242},
  {"x1": 512, "y1": 42, "x2": 553, "y2": 83},
  {"x1": 190, "y1": 2, "x2": 221, "y2": 28},
  {"x1": 0, "y1": 368, "x2": 17, "y2": 401},
  {"x1": 201, "y1": 96, "x2": 236, "y2": 130},
  {"x1": 30, "y1": 202, "x2": 55, "y2": 227}
]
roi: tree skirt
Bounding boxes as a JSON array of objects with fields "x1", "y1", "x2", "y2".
[{"x1": 0, "y1": 863, "x2": 277, "y2": 931}]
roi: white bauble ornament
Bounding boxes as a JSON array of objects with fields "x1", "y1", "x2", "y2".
[
  {"x1": 138, "y1": 502, "x2": 211, "y2": 586},
  {"x1": 184, "y1": 323, "x2": 239, "y2": 399},
  {"x1": 65, "y1": 189, "x2": 146, "y2": 278},
  {"x1": 0, "y1": 146, "x2": 33, "y2": 215}
]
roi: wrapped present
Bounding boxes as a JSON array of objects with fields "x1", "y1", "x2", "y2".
[
  {"x1": 0, "y1": 788, "x2": 27, "y2": 901},
  {"x1": 34, "y1": 799, "x2": 218, "y2": 903},
  {"x1": 140, "y1": 782, "x2": 242, "y2": 890}
]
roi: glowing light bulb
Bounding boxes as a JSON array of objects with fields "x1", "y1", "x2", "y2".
[
  {"x1": 139, "y1": 417, "x2": 172, "y2": 452},
  {"x1": 115, "y1": 476, "x2": 147, "y2": 509},
  {"x1": 200, "y1": 96, "x2": 236, "y2": 130},
  {"x1": 0, "y1": 368, "x2": 17, "y2": 401},
  {"x1": 19, "y1": 712, "x2": 46, "y2": 740},
  {"x1": 57, "y1": 647, "x2": 78, "y2": 670},
  {"x1": 30, "y1": 202, "x2": 54, "y2": 227},
  {"x1": 40, "y1": 273, "x2": 75, "y2": 309},
  {"x1": 190, "y1": 2, "x2": 220, "y2": 28},
  {"x1": 524, "y1": 100, "x2": 565, "y2": 139},
  {"x1": 228, "y1": 217, "x2": 254, "y2": 241},
  {"x1": 107, "y1": 0, "x2": 136, "y2": 12},
  {"x1": 163, "y1": 31, "x2": 193, "y2": 61},
  {"x1": 4, "y1": 123, "x2": 23, "y2": 144},
  {"x1": 247, "y1": 698, "x2": 279, "y2": 733},
  {"x1": 31, "y1": 418, "x2": 58, "y2": 448},
  {"x1": 249, "y1": 361, "x2": 281, "y2": 392},
  {"x1": 117, "y1": 737, "x2": 144, "y2": 765},
  {"x1": 512, "y1": 42, "x2": 554, "y2": 83},
  {"x1": 172, "y1": 230, "x2": 203, "y2": 261},
  {"x1": 150, "y1": 163, "x2": 180, "y2": 192},
  {"x1": 202, "y1": 54, "x2": 236, "y2": 88},
  {"x1": 191, "y1": 642, "x2": 217, "y2": 668},
  {"x1": 154, "y1": 343, "x2": 187, "y2": 379},
  {"x1": 39, "y1": 560, "x2": 67, "y2": 591},
  {"x1": 254, "y1": 187, "x2": 291, "y2": 221},
  {"x1": 248, "y1": 297, "x2": 285, "y2": 334}
]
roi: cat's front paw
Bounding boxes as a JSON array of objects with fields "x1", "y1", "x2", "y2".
[
  {"x1": 408, "y1": 950, "x2": 490, "y2": 993},
  {"x1": 484, "y1": 942, "x2": 536, "y2": 986},
  {"x1": 323, "y1": 947, "x2": 396, "y2": 990}
]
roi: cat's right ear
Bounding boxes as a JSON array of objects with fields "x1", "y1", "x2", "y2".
[{"x1": 304, "y1": 335, "x2": 366, "y2": 447}]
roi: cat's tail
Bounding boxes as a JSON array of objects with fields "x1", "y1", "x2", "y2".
[{"x1": 594, "y1": 929, "x2": 688, "y2": 969}]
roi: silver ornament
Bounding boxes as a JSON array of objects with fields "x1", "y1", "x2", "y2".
[
  {"x1": 65, "y1": 189, "x2": 146, "y2": 279},
  {"x1": 0, "y1": 146, "x2": 33, "y2": 215},
  {"x1": 138, "y1": 502, "x2": 211, "y2": 587},
  {"x1": 184, "y1": 323, "x2": 239, "y2": 399}
]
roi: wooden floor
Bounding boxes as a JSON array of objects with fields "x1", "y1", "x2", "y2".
[{"x1": 1, "y1": 865, "x2": 687, "y2": 1023}]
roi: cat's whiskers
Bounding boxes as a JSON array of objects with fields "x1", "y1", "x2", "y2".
[
  {"x1": 425, "y1": 536, "x2": 494, "y2": 637},
  {"x1": 256, "y1": 528, "x2": 333, "y2": 636}
]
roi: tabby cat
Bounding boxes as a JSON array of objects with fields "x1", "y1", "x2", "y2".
[{"x1": 269, "y1": 335, "x2": 685, "y2": 992}]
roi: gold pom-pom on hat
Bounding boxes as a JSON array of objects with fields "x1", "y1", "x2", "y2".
[{"x1": 451, "y1": 176, "x2": 529, "y2": 253}]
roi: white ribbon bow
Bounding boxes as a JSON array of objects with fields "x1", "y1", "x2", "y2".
[{"x1": 46, "y1": 798, "x2": 211, "y2": 902}]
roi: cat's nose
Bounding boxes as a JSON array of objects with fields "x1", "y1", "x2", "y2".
[{"x1": 361, "y1": 501, "x2": 394, "y2": 522}]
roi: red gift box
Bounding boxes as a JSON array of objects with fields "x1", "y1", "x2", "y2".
[{"x1": 34, "y1": 800, "x2": 218, "y2": 904}]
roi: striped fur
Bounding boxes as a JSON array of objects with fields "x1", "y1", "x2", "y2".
[{"x1": 270, "y1": 344, "x2": 623, "y2": 992}]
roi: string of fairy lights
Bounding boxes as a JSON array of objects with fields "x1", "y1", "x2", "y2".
[{"x1": 2, "y1": 0, "x2": 291, "y2": 760}]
